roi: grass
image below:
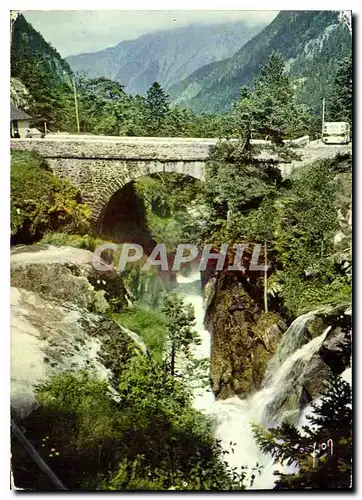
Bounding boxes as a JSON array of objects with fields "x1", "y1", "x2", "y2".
[
  {"x1": 40, "y1": 232, "x2": 108, "y2": 252},
  {"x1": 113, "y1": 305, "x2": 167, "y2": 362}
]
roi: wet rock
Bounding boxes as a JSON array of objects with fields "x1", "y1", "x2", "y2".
[
  {"x1": 300, "y1": 311, "x2": 351, "y2": 403},
  {"x1": 301, "y1": 355, "x2": 334, "y2": 401},
  {"x1": 319, "y1": 326, "x2": 351, "y2": 374},
  {"x1": 205, "y1": 274, "x2": 285, "y2": 400}
]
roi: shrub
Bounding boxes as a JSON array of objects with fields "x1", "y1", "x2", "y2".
[
  {"x1": 40, "y1": 232, "x2": 105, "y2": 252},
  {"x1": 113, "y1": 306, "x2": 166, "y2": 362},
  {"x1": 11, "y1": 150, "x2": 90, "y2": 244},
  {"x1": 20, "y1": 366, "x2": 247, "y2": 490}
]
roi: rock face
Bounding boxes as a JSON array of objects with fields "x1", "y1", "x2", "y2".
[
  {"x1": 10, "y1": 245, "x2": 138, "y2": 419},
  {"x1": 204, "y1": 268, "x2": 351, "y2": 406},
  {"x1": 11, "y1": 244, "x2": 128, "y2": 314},
  {"x1": 301, "y1": 310, "x2": 352, "y2": 401},
  {"x1": 205, "y1": 273, "x2": 286, "y2": 400}
]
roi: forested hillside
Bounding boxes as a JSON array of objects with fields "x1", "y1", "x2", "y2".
[
  {"x1": 170, "y1": 11, "x2": 352, "y2": 116},
  {"x1": 10, "y1": 15, "x2": 224, "y2": 136},
  {"x1": 11, "y1": 14, "x2": 76, "y2": 131},
  {"x1": 66, "y1": 22, "x2": 264, "y2": 95}
]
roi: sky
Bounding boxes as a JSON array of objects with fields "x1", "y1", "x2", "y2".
[{"x1": 23, "y1": 10, "x2": 278, "y2": 57}]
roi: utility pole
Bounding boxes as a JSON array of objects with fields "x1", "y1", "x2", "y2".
[
  {"x1": 72, "y1": 75, "x2": 80, "y2": 134},
  {"x1": 322, "y1": 97, "x2": 326, "y2": 140},
  {"x1": 264, "y1": 241, "x2": 268, "y2": 314}
]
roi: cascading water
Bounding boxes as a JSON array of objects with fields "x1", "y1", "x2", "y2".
[{"x1": 175, "y1": 271, "x2": 335, "y2": 490}]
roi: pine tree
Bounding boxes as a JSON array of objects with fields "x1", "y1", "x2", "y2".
[
  {"x1": 328, "y1": 55, "x2": 352, "y2": 123},
  {"x1": 233, "y1": 52, "x2": 312, "y2": 145},
  {"x1": 145, "y1": 82, "x2": 170, "y2": 135},
  {"x1": 252, "y1": 375, "x2": 352, "y2": 489},
  {"x1": 161, "y1": 293, "x2": 199, "y2": 377}
]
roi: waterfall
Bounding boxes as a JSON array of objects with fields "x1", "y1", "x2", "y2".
[
  {"x1": 175, "y1": 271, "x2": 334, "y2": 490},
  {"x1": 176, "y1": 272, "x2": 214, "y2": 412},
  {"x1": 262, "y1": 309, "x2": 318, "y2": 385}
]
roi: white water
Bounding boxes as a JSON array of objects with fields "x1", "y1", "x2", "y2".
[{"x1": 176, "y1": 271, "x2": 334, "y2": 490}]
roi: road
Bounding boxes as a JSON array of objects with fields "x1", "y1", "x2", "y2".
[
  {"x1": 42, "y1": 134, "x2": 352, "y2": 170},
  {"x1": 289, "y1": 140, "x2": 352, "y2": 170}
]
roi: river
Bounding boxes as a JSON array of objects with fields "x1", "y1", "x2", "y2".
[{"x1": 175, "y1": 271, "x2": 346, "y2": 490}]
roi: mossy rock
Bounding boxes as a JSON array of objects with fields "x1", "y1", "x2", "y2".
[
  {"x1": 88, "y1": 319, "x2": 140, "y2": 388},
  {"x1": 208, "y1": 275, "x2": 286, "y2": 400},
  {"x1": 11, "y1": 257, "x2": 127, "y2": 314}
]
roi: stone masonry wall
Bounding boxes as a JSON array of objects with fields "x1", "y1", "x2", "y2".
[{"x1": 46, "y1": 158, "x2": 205, "y2": 224}]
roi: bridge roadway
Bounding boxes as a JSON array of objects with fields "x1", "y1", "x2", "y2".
[{"x1": 11, "y1": 134, "x2": 351, "y2": 162}]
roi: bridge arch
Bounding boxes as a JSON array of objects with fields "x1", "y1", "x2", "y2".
[{"x1": 45, "y1": 157, "x2": 205, "y2": 228}]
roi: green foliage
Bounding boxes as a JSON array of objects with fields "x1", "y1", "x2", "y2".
[
  {"x1": 121, "y1": 264, "x2": 172, "y2": 308},
  {"x1": 327, "y1": 54, "x2": 352, "y2": 123},
  {"x1": 204, "y1": 130, "x2": 351, "y2": 316},
  {"x1": 145, "y1": 82, "x2": 170, "y2": 134},
  {"x1": 11, "y1": 151, "x2": 90, "y2": 244},
  {"x1": 134, "y1": 173, "x2": 205, "y2": 250},
  {"x1": 205, "y1": 140, "x2": 283, "y2": 227},
  {"x1": 11, "y1": 15, "x2": 226, "y2": 139},
  {"x1": 232, "y1": 52, "x2": 313, "y2": 143},
  {"x1": 294, "y1": 23, "x2": 352, "y2": 120},
  {"x1": 252, "y1": 375, "x2": 352, "y2": 489},
  {"x1": 169, "y1": 11, "x2": 351, "y2": 118},
  {"x1": 11, "y1": 14, "x2": 76, "y2": 131},
  {"x1": 113, "y1": 306, "x2": 167, "y2": 362},
  {"x1": 274, "y1": 159, "x2": 351, "y2": 315},
  {"x1": 24, "y1": 361, "x2": 246, "y2": 490},
  {"x1": 77, "y1": 77, "x2": 141, "y2": 136},
  {"x1": 161, "y1": 293, "x2": 200, "y2": 376},
  {"x1": 40, "y1": 232, "x2": 105, "y2": 251}
]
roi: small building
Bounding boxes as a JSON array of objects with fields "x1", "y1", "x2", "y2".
[{"x1": 10, "y1": 104, "x2": 32, "y2": 138}]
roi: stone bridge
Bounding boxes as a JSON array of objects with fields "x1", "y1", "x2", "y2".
[
  {"x1": 11, "y1": 136, "x2": 211, "y2": 226},
  {"x1": 10, "y1": 135, "x2": 351, "y2": 228}
]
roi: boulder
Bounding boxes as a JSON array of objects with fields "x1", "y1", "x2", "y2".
[
  {"x1": 10, "y1": 245, "x2": 140, "y2": 419},
  {"x1": 11, "y1": 244, "x2": 128, "y2": 313}
]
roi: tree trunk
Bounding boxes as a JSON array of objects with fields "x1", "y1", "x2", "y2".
[
  {"x1": 170, "y1": 343, "x2": 175, "y2": 377},
  {"x1": 264, "y1": 240, "x2": 268, "y2": 313}
]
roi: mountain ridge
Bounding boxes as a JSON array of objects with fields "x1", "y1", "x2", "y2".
[
  {"x1": 169, "y1": 11, "x2": 352, "y2": 115},
  {"x1": 66, "y1": 21, "x2": 265, "y2": 95}
]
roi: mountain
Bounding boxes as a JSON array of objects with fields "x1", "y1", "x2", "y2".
[
  {"x1": 66, "y1": 22, "x2": 265, "y2": 95},
  {"x1": 11, "y1": 14, "x2": 72, "y2": 86},
  {"x1": 11, "y1": 14, "x2": 76, "y2": 130},
  {"x1": 169, "y1": 11, "x2": 352, "y2": 115}
]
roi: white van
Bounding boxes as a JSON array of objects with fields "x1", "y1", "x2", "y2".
[{"x1": 322, "y1": 122, "x2": 351, "y2": 144}]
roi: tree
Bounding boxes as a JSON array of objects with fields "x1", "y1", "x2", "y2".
[
  {"x1": 78, "y1": 77, "x2": 132, "y2": 136},
  {"x1": 145, "y1": 82, "x2": 170, "y2": 135},
  {"x1": 252, "y1": 375, "x2": 352, "y2": 489},
  {"x1": 328, "y1": 55, "x2": 352, "y2": 123},
  {"x1": 20, "y1": 361, "x2": 247, "y2": 490},
  {"x1": 11, "y1": 15, "x2": 76, "y2": 131},
  {"x1": 244, "y1": 194, "x2": 278, "y2": 312},
  {"x1": 273, "y1": 158, "x2": 351, "y2": 316},
  {"x1": 161, "y1": 293, "x2": 200, "y2": 377},
  {"x1": 205, "y1": 139, "x2": 283, "y2": 223},
  {"x1": 232, "y1": 52, "x2": 312, "y2": 145}
]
